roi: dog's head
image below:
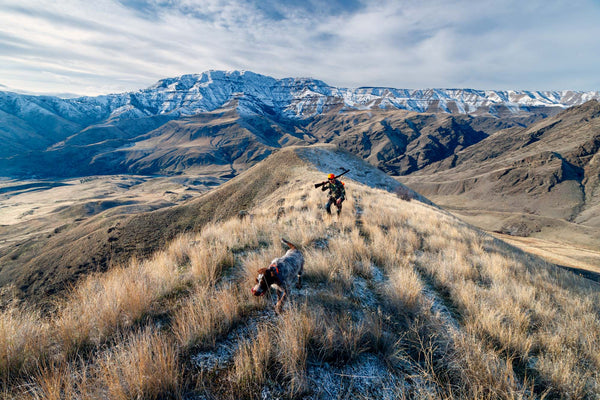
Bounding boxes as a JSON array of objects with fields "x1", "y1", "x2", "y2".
[{"x1": 251, "y1": 266, "x2": 278, "y2": 296}]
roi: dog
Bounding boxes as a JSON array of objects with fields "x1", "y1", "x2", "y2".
[{"x1": 251, "y1": 238, "x2": 304, "y2": 313}]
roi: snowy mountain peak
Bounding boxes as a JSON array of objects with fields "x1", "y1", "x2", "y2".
[{"x1": 2, "y1": 71, "x2": 599, "y2": 123}]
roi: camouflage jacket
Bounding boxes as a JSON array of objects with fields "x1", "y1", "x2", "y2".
[{"x1": 322, "y1": 179, "x2": 345, "y2": 199}]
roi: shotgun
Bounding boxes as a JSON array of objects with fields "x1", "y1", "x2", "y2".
[{"x1": 314, "y1": 168, "x2": 350, "y2": 188}]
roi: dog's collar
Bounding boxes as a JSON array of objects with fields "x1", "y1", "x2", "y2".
[
  {"x1": 269, "y1": 263, "x2": 279, "y2": 274},
  {"x1": 269, "y1": 263, "x2": 281, "y2": 280}
]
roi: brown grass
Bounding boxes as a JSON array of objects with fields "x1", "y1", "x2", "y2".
[
  {"x1": 55, "y1": 252, "x2": 181, "y2": 352},
  {"x1": 0, "y1": 304, "x2": 50, "y2": 383},
  {"x1": 98, "y1": 328, "x2": 181, "y2": 400},
  {"x1": 24, "y1": 361, "x2": 90, "y2": 400},
  {"x1": 171, "y1": 284, "x2": 251, "y2": 350},
  {"x1": 231, "y1": 325, "x2": 274, "y2": 396},
  {"x1": 3, "y1": 165, "x2": 599, "y2": 399}
]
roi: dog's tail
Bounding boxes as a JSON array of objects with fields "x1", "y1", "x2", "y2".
[{"x1": 281, "y1": 238, "x2": 297, "y2": 250}]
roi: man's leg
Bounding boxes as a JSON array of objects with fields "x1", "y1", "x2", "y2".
[
  {"x1": 336, "y1": 198, "x2": 343, "y2": 215},
  {"x1": 326, "y1": 197, "x2": 333, "y2": 215}
]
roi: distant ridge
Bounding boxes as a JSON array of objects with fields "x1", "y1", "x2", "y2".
[
  {"x1": 1, "y1": 70, "x2": 599, "y2": 123},
  {"x1": 1, "y1": 70, "x2": 598, "y2": 179},
  {"x1": 401, "y1": 100, "x2": 600, "y2": 254}
]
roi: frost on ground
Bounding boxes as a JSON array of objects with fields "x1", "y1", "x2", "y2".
[
  {"x1": 305, "y1": 354, "x2": 407, "y2": 400},
  {"x1": 191, "y1": 309, "x2": 276, "y2": 371}
]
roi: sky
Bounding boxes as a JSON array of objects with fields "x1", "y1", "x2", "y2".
[{"x1": 1, "y1": 0, "x2": 599, "y2": 97}]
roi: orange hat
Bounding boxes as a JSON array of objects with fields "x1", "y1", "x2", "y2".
[{"x1": 328, "y1": 173, "x2": 335, "y2": 179}]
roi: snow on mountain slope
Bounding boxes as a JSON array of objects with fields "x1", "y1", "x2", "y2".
[{"x1": 2, "y1": 70, "x2": 599, "y2": 126}]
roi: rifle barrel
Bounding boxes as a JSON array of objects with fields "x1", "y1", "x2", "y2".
[{"x1": 314, "y1": 169, "x2": 350, "y2": 189}]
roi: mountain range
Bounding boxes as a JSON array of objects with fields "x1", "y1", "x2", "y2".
[
  {"x1": 1, "y1": 70, "x2": 599, "y2": 179},
  {"x1": 1, "y1": 72, "x2": 600, "y2": 398}
]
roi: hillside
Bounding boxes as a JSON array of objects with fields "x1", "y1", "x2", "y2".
[
  {"x1": 0, "y1": 147, "x2": 309, "y2": 305},
  {"x1": 400, "y1": 100, "x2": 600, "y2": 269},
  {"x1": 1, "y1": 145, "x2": 598, "y2": 399},
  {"x1": 0, "y1": 145, "x2": 421, "y2": 306}
]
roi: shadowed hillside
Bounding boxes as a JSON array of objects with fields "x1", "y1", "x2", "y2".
[
  {"x1": 1, "y1": 145, "x2": 599, "y2": 399},
  {"x1": 400, "y1": 100, "x2": 600, "y2": 270}
]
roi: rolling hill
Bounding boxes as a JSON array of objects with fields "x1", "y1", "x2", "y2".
[
  {"x1": 0, "y1": 145, "x2": 419, "y2": 306},
  {"x1": 1, "y1": 145, "x2": 598, "y2": 399},
  {"x1": 2, "y1": 71, "x2": 599, "y2": 288}
]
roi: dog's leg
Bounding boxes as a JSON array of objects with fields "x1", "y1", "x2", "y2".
[
  {"x1": 296, "y1": 260, "x2": 304, "y2": 289},
  {"x1": 275, "y1": 289, "x2": 287, "y2": 313}
]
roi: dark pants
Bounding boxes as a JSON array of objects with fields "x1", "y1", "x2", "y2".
[{"x1": 326, "y1": 196, "x2": 343, "y2": 215}]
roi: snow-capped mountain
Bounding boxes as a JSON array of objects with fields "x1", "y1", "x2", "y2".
[
  {"x1": 2, "y1": 70, "x2": 598, "y2": 124},
  {"x1": 111, "y1": 70, "x2": 600, "y2": 118},
  {"x1": 1, "y1": 70, "x2": 599, "y2": 179}
]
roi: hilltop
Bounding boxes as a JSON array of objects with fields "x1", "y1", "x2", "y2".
[{"x1": 1, "y1": 145, "x2": 599, "y2": 399}]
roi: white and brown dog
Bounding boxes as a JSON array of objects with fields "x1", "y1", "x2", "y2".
[{"x1": 251, "y1": 238, "x2": 304, "y2": 313}]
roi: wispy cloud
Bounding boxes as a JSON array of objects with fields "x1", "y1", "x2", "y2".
[{"x1": 0, "y1": 0, "x2": 599, "y2": 95}]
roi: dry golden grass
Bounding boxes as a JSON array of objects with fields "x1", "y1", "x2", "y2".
[
  {"x1": 24, "y1": 361, "x2": 90, "y2": 400},
  {"x1": 171, "y1": 283, "x2": 251, "y2": 350},
  {"x1": 273, "y1": 305, "x2": 313, "y2": 395},
  {"x1": 0, "y1": 305, "x2": 50, "y2": 383},
  {"x1": 55, "y1": 252, "x2": 181, "y2": 352},
  {"x1": 403, "y1": 199, "x2": 600, "y2": 398},
  {"x1": 231, "y1": 325, "x2": 273, "y2": 395},
  {"x1": 98, "y1": 328, "x2": 181, "y2": 400},
  {"x1": 22, "y1": 329, "x2": 181, "y2": 400},
  {"x1": 3, "y1": 164, "x2": 599, "y2": 399},
  {"x1": 382, "y1": 264, "x2": 425, "y2": 316}
]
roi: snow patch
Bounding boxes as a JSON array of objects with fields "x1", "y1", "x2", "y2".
[{"x1": 4, "y1": 71, "x2": 600, "y2": 128}]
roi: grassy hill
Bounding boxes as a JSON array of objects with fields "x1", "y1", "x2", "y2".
[
  {"x1": 0, "y1": 148, "x2": 311, "y2": 306},
  {"x1": 1, "y1": 146, "x2": 599, "y2": 399}
]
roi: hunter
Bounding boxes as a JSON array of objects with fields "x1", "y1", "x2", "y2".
[{"x1": 322, "y1": 173, "x2": 346, "y2": 216}]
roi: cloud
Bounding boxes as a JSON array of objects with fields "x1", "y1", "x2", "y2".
[{"x1": 0, "y1": 0, "x2": 599, "y2": 95}]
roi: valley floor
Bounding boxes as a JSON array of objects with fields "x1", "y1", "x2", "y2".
[
  {"x1": 0, "y1": 174, "x2": 209, "y2": 253},
  {"x1": 491, "y1": 233, "x2": 600, "y2": 282}
]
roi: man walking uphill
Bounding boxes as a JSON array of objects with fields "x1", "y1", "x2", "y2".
[{"x1": 322, "y1": 173, "x2": 346, "y2": 216}]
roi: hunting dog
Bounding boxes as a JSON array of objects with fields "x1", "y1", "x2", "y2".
[{"x1": 251, "y1": 238, "x2": 304, "y2": 313}]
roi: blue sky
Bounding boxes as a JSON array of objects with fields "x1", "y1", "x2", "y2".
[{"x1": 1, "y1": 0, "x2": 599, "y2": 96}]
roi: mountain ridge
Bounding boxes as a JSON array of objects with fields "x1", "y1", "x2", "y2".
[
  {"x1": 5, "y1": 70, "x2": 598, "y2": 119},
  {"x1": 2, "y1": 142, "x2": 599, "y2": 399},
  {"x1": 0, "y1": 145, "x2": 418, "y2": 306},
  {"x1": 2, "y1": 69, "x2": 598, "y2": 179},
  {"x1": 400, "y1": 100, "x2": 600, "y2": 255}
]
